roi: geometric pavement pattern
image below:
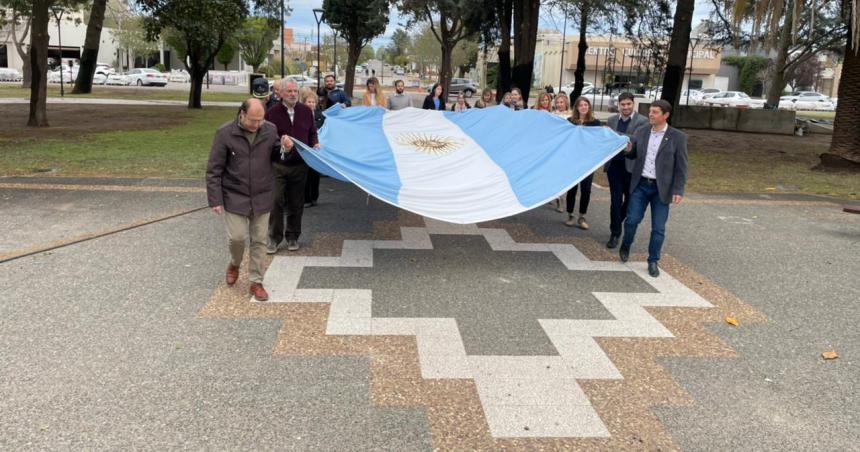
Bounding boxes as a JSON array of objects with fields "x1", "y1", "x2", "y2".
[
  {"x1": 262, "y1": 218, "x2": 713, "y2": 438},
  {"x1": 200, "y1": 212, "x2": 768, "y2": 450}
]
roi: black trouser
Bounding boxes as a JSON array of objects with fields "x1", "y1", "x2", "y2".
[
  {"x1": 566, "y1": 173, "x2": 594, "y2": 215},
  {"x1": 269, "y1": 162, "x2": 308, "y2": 242},
  {"x1": 607, "y1": 160, "x2": 632, "y2": 237},
  {"x1": 304, "y1": 167, "x2": 320, "y2": 203}
]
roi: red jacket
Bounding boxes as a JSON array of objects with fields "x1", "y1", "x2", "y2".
[{"x1": 264, "y1": 101, "x2": 319, "y2": 166}]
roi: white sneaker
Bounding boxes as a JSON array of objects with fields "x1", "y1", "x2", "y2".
[
  {"x1": 286, "y1": 239, "x2": 300, "y2": 251},
  {"x1": 266, "y1": 239, "x2": 280, "y2": 254}
]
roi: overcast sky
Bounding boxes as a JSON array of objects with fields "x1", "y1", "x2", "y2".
[{"x1": 284, "y1": 0, "x2": 715, "y2": 49}]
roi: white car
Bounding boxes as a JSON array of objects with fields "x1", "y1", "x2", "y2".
[
  {"x1": 127, "y1": 68, "x2": 168, "y2": 87},
  {"x1": 95, "y1": 63, "x2": 115, "y2": 77},
  {"x1": 0, "y1": 68, "x2": 23, "y2": 82},
  {"x1": 286, "y1": 74, "x2": 317, "y2": 88},
  {"x1": 168, "y1": 69, "x2": 190, "y2": 83},
  {"x1": 105, "y1": 73, "x2": 131, "y2": 85},
  {"x1": 679, "y1": 89, "x2": 704, "y2": 105},
  {"x1": 699, "y1": 88, "x2": 722, "y2": 99},
  {"x1": 704, "y1": 91, "x2": 765, "y2": 108},
  {"x1": 780, "y1": 92, "x2": 833, "y2": 111},
  {"x1": 554, "y1": 81, "x2": 593, "y2": 97},
  {"x1": 48, "y1": 65, "x2": 75, "y2": 83}
]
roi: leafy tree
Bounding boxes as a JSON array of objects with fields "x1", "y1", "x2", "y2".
[
  {"x1": 408, "y1": 23, "x2": 441, "y2": 76},
  {"x1": 385, "y1": 28, "x2": 410, "y2": 64},
  {"x1": 452, "y1": 38, "x2": 478, "y2": 76},
  {"x1": 826, "y1": 0, "x2": 859, "y2": 167},
  {"x1": 216, "y1": 36, "x2": 238, "y2": 70},
  {"x1": 658, "y1": 0, "x2": 695, "y2": 112},
  {"x1": 358, "y1": 44, "x2": 375, "y2": 65},
  {"x1": 137, "y1": 0, "x2": 248, "y2": 108},
  {"x1": 398, "y1": 0, "x2": 481, "y2": 98},
  {"x1": 25, "y1": 0, "x2": 90, "y2": 127},
  {"x1": 72, "y1": 0, "x2": 107, "y2": 94},
  {"x1": 236, "y1": 16, "x2": 279, "y2": 72},
  {"x1": 1, "y1": 0, "x2": 33, "y2": 88},
  {"x1": 322, "y1": 0, "x2": 389, "y2": 97}
]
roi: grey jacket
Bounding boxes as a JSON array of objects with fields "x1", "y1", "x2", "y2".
[
  {"x1": 605, "y1": 112, "x2": 650, "y2": 173},
  {"x1": 626, "y1": 125, "x2": 688, "y2": 205},
  {"x1": 206, "y1": 119, "x2": 279, "y2": 216}
]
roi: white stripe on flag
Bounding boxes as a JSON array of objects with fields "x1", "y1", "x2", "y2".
[{"x1": 381, "y1": 108, "x2": 524, "y2": 224}]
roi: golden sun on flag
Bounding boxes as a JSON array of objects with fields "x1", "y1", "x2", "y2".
[{"x1": 396, "y1": 133, "x2": 463, "y2": 156}]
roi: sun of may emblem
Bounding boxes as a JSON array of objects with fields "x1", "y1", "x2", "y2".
[{"x1": 396, "y1": 132, "x2": 463, "y2": 156}]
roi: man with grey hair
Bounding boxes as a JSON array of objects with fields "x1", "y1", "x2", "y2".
[
  {"x1": 265, "y1": 79, "x2": 319, "y2": 253},
  {"x1": 206, "y1": 98, "x2": 291, "y2": 301}
]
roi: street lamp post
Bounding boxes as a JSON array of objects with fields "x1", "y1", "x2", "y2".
[
  {"x1": 280, "y1": 0, "x2": 285, "y2": 78},
  {"x1": 332, "y1": 29, "x2": 337, "y2": 81},
  {"x1": 686, "y1": 37, "x2": 701, "y2": 106},
  {"x1": 50, "y1": 5, "x2": 65, "y2": 97},
  {"x1": 558, "y1": 6, "x2": 567, "y2": 89},
  {"x1": 313, "y1": 8, "x2": 324, "y2": 88}
]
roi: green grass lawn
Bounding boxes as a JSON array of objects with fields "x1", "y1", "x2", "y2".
[
  {"x1": 0, "y1": 84, "x2": 249, "y2": 103},
  {"x1": 795, "y1": 111, "x2": 836, "y2": 120},
  {"x1": 0, "y1": 105, "x2": 235, "y2": 178}
]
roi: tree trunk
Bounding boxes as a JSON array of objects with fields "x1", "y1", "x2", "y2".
[
  {"x1": 765, "y1": 3, "x2": 794, "y2": 108},
  {"x1": 495, "y1": 0, "x2": 513, "y2": 102},
  {"x1": 571, "y1": 4, "x2": 589, "y2": 104},
  {"x1": 73, "y1": 0, "x2": 107, "y2": 94},
  {"x1": 661, "y1": 0, "x2": 694, "y2": 116},
  {"x1": 438, "y1": 12, "x2": 455, "y2": 99},
  {"x1": 820, "y1": 1, "x2": 860, "y2": 168},
  {"x1": 512, "y1": 0, "x2": 540, "y2": 105},
  {"x1": 11, "y1": 13, "x2": 33, "y2": 89},
  {"x1": 188, "y1": 58, "x2": 205, "y2": 109},
  {"x1": 344, "y1": 41, "x2": 361, "y2": 98},
  {"x1": 28, "y1": 1, "x2": 51, "y2": 127}
]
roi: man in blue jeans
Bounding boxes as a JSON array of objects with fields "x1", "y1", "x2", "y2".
[{"x1": 619, "y1": 99, "x2": 688, "y2": 277}]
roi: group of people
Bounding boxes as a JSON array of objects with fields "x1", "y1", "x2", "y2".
[
  {"x1": 205, "y1": 77, "x2": 687, "y2": 302},
  {"x1": 206, "y1": 75, "x2": 351, "y2": 301}
]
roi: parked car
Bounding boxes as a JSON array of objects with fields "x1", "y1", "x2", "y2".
[
  {"x1": 679, "y1": 89, "x2": 704, "y2": 105},
  {"x1": 127, "y1": 68, "x2": 168, "y2": 87},
  {"x1": 779, "y1": 92, "x2": 834, "y2": 111},
  {"x1": 285, "y1": 74, "x2": 317, "y2": 88},
  {"x1": 47, "y1": 65, "x2": 75, "y2": 83},
  {"x1": 105, "y1": 73, "x2": 131, "y2": 86},
  {"x1": 554, "y1": 81, "x2": 594, "y2": 97},
  {"x1": 0, "y1": 68, "x2": 23, "y2": 82},
  {"x1": 168, "y1": 69, "x2": 190, "y2": 83},
  {"x1": 699, "y1": 88, "x2": 722, "y2": 98},
  {"x1": 703, "y1": 91, "x2": 766, "y2": 108},
  {"x1": 830, "y1": 97, "x2": 838, "y2": 107},
  {"x1": 95, "y1": 63, "x2": 115, "y2": 76},
  {"x1": 449, "y1": 78, "x2": 478, "y2": 97}
]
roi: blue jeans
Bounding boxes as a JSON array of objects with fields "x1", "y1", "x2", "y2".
[{"x1": 621, "y1": 179, "x2": 670, "y2": 263}]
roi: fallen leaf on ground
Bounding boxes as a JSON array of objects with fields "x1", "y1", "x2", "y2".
[
  {"x1": 821, "y1": 351, "x2": 838, "y2": 360},
  {"x1": 725, "y1": 316, "x2": 739, "y2": 326},
  {"x1": 765, "y1": 187, "x2": 776, "y2": 191}
]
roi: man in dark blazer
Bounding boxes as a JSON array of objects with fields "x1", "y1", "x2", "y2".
[
  {"x1": 265, "y1": 80, "x2": 319, "y2": 253},
  {"x1": 604, "y1": 92, "x2": 650, "y2": 249},
  {"x1": 619, "y1": 99, "x2": 688, "y2": 277}
]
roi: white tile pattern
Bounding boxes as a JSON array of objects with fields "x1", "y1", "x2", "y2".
[{"x1": 264, "y1": 219, "x2": 713, "y2": 438}]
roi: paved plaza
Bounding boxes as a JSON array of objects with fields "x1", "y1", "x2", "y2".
[{"x1": 1, "y1": 175, "x2": 858, "y2": 450}]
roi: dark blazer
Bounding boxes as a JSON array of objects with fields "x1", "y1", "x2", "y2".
[
  {"x1": 422, "y1": 95, "x2": 446, "y2": 110},
  {"x1": 605, "y1": 112, "x2": 649, "y2": 172},
  {"x1": 626, "y1": 125, "x2": 688, "y2": 205},
  {"x1": 264, "y1": 101, "x2": 318, "y2": 166},
  {"x1": 206, "y1": 119, "x2": 278, "y2": 216}
]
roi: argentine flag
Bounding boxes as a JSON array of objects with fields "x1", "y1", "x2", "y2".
[{"x1": 294, "y1": 104, "x2": 629, "y2": 224}]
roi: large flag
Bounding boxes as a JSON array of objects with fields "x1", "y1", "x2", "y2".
[{"x1": 294, "y1": 104, "x2": 629, "y2": 224}]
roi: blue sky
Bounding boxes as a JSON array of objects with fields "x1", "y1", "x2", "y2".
[{"x1": 285, "y1": 0, "x2": 715, "y2": 50}]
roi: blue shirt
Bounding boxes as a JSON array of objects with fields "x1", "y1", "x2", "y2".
[{"x1": 433, "y1": 98, "x2": 440, "y2": 110}]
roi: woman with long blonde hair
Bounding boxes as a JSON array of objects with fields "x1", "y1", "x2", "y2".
[
  {"x1": 563, "y1": 96, "x2": 602, "y2": 229},
  {"x1": 533, "y1": 92, "x2": 553, "y2": 111},
  {"x1": 361, "y1": 77, "x2": 387, "y2": 107},
  {"x1": 553, "y1": 94, "x2": 571, "y2": 117}
]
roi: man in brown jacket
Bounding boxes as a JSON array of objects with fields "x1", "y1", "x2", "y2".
[{"x1": 206, "y1": 98, "x2": 291, "y2": 301}]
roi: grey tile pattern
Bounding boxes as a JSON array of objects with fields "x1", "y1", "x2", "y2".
[{"x1": 264, "y1": 218, "x2": 714, "y2": 438}]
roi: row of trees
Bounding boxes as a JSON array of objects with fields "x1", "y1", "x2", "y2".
[{"x1": 2, "y1": 0, "x2": 856, "y2": 165}]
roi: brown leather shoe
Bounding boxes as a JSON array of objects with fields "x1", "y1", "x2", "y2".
[
  {"x1": 249, "y1": 282, "x2": 269, "y2": 301},
  {"x1": 225, "y1": 264, "x2": 239, "y2": 286}
]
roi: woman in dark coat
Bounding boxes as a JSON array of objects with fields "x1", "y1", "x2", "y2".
[{"x1": 422, "y1": 83, "x2": 446, "y2": 110}]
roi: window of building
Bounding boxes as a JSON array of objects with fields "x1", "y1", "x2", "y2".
[{"x1": 0, "y1": 45, "x2": 8, "y2": 68}]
